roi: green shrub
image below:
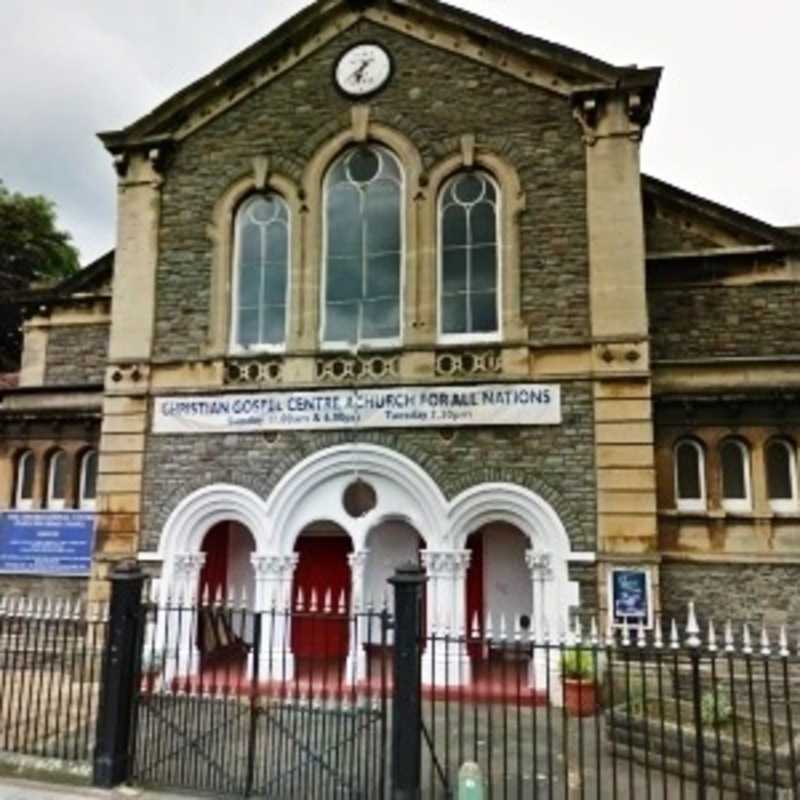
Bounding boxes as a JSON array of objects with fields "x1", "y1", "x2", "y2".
[
  {"x1": 701, "y1": 690, "x2": 733, "y2": 726},
  {"x1": 561, "y1": 647, "x2": 597, "y2": 681}
]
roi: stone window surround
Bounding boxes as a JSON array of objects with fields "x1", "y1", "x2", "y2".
[
  {"x1": 206, "y1": 113, "x2": 526, "y2": 357},
  {"x1": 667, "y1": 430, "x2": 799, "y2": 516},
  {"x1": 765, "y1": 437, "x2": 799, "y2": 512}
]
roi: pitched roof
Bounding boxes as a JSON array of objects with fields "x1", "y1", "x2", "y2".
[{"x1": 99, "y1": 0, "x2": 660, "y2": 151}]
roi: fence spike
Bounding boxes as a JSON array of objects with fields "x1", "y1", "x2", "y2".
[
  {"x1": 150, "y1": 578, "x2": 161, "y2": 605},
  {"x1": 499, "y1": 613, "x2": 507, "y2": 641},
  {"x1": 309, "y1": 588, "x2": 318, "y2": 613},
  {"x1": 590, "y1": 616, "x2": 599, "y2": 647},
  {"x1": 295, "y1": 587, "x2": 305, "y2": 612},
  {"x1": 779, "y1": 625, "x2": 790, "y2": 657},
  {"x1": 485, "y1": 611, "x2": 494, "y2": 641},
  {"x1": 742, "y1": 623, "x2": 753, "y2": 655},
  {"x1": 471, "y1": 611, "x2": 480, "y2": 640},
  {"x1": 213, "y1": 584, "x2": 223, "y2": 608},
  {"x1": 724, "y1": 620, "x2": 735, "y2": 653},
  {"x1": 71, "y1": 598, "x2": 82, "y2": 620},
  {"x1": 4, "y1": 596, "x2": 15, "y2": 617},
  {"x1": 685, "y1": 601, "x2": 701, "y2": 648},
  {"x1": 707, "y1": 619, "x2": 718, "y2": 652},
  {"x1": 760, "y1": 623, "x2": 771, "y2": 656},
  {"x1": 23, "y1": 596, "x2": 35, "y2": 618},
  {"x1": 605, "y1": 614, "x2": 616, "y2": 648},
  {"x1": 637, "y1": 621, "x2": 647, "y2": 648},
  {"x1": 513, "y1": 616, "x2": 522, "y2": 642},
  {"x1": 670, "y1": 619, "x2": 680, "y2": 650},
  {"x1": 0, "y1": 596, "x2": 6, "y2": 617},
  {"x1": 654, "y1": 616, "x2": 664, "y2": 649},
  {"x1": 621, "y1": 617, "x2": 631, "y2": 647},
  {"x1": 574, "y1": 616, "x2": 584, "y2": 645},
  {"x1": 323, "y1": 588, "x2": 332, "y2": 614},
  {"x1": 338, "y1": 589, "x2": 346, "y2": 614}
]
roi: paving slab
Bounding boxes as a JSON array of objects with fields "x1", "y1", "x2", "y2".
[{"x1": 0, "y1": 778, "x2": 190, "y2": 800}]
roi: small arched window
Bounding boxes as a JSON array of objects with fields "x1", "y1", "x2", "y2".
[
  {"x1": 231, "y1": 194, "x2": 290, "y2": 350},
  {"x1": 439, "y1": 171, "x2": 500, "y2": 340},
  {"x1": 766, "y1": 439, "x2": 798, "y2": 512},
  {"x1": 720, "y1": 439, "x2": 751, "y2": 512},
  {"x1": 45, "y1": 450, "x2": 68, "y2": 510},
  {"x1": 78, "y1": 449, "x2": 98, "y2": 510},
  {"x1": 14, "y1": 450, "x2": 35, "y2": 510},
  {"x1": 322, "y1": 145, "x2": 403, "y2": 346},
  {"x1": 674, "y1": 439, "x2": 706, "y2": 511}
]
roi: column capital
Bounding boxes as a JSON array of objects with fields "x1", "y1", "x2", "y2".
[
  {"x1": 421, "y1": 550, "x2": 471, "y2": 579},
  {"x1": 347, "y1": 549, "x2": 370, "y2": 570},
  {"x1": 173, "y1": 552, "x2": 206, "y2": 578},
  {"x1": 251, "y1": 553, "x2": 298, "y2": 580},
  {"x1": 526, "y1": 549, "x2": 554, "y2": 581}
]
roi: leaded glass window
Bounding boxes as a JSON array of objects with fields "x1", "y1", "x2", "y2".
[
  {"x1": 233, "y1": 194, "x2": 290, "y2": 349},
  {"x1": 323, "y1": 145, "x2": 403, "y2": 345},
  {"x1": 439, "y1": 171, "x2": 499, "y2": 338}
]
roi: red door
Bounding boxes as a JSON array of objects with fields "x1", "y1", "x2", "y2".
[
  {"x1": 291, "y1": 535, "x2": 352, "y2": 659},
  {"x1": 465, "y1": 531, "x2": 484, "y2": 659}
]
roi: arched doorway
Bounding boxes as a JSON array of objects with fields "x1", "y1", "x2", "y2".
[{"x1": 291, "y1": 522, "x2": 353, "y2": 662}]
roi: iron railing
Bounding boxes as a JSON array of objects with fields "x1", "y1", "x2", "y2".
[{"x1": 0, "y1": 597, "x2": 107, "y2": 769}]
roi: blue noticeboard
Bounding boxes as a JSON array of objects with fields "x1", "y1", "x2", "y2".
[
  {"x1": 612, "y1": 569, "x2": 649, "y2": 625},
  {"x1": 0, "y1": 512, "x2": 95, "y2": 575}
]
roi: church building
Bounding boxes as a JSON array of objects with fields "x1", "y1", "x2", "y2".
[{"x1": 1, "y1": 0, "x2": 799, "y2": 672}]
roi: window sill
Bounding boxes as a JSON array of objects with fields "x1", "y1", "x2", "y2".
[{"x1": 660, "y1": 509, "x2": 800, "y2": 522}]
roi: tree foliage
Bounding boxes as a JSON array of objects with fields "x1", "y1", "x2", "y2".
[{"x1": 0, "y1": 180, "x2": 80, "y2": 371}]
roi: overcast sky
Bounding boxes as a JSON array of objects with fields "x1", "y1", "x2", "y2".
[{"x1": 1, "y1": 1, "x2": 797, "y2": 264}]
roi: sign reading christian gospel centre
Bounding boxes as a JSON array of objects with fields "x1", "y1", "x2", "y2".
[{"x1": 153, "y1": 383, "x2": 561, "y2": 434}]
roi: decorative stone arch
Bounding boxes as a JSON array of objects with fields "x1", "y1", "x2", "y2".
[
  {"x1": 206, "y1": 167, "x2": 303, "y2": 354},
  {"x1": 299, "y1": 111, "x2": 425, "y2": 349},
  {"x1": 157, "y1": 483, "x2": 270, "y2": 606},
  {"x1": 420, "y1": 146, "x2": 527, "y2": 343},
  {"x1": 264, "y1": 443, "x2": 448, "y2": 555}
]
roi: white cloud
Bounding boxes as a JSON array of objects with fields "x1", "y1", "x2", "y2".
[{"x1": 0, "y1": 0, "x2": 797, "y2": 262}]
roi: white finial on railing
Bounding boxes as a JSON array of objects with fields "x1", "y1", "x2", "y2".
[
  {"x1": 295, "y1": 588, "x2": 305, "y2": 612},
  {"x1": 499, "y1": 614, "x2": 507, "y2": 642},
  {"x1": 590, "y1": 616, "x2": 599, "y2": 647},
  {"x1": 685, "y1": 602, "x2": 701, "y2": 648},
  {"x1": 485, "y1": 611, "x2": 494, "y2": 641},
  {"x1": 309, "y1": 588, "x2": 318, "y2": 613},
  {"x1": 471, "y1": 611, "x2": 480, "y2": 640},
  {"x1": 779, "y1": 625, "x2": 790, "y2": 658},
  {"x1": 71, "y1": 598, "x2": 82, "y2": 621},
  {"x1": 621, "y1": 617, "x2": 631, "y2": 647},
  {"x1": 654, "y1": 616, "x2": 663, "y2": 649},
  {"x1": 707, "y1": 619, "x2": 717, "y2": 652},
  {"x1": 574, "y1": 617, "x2": 584, "y2": 646},
  {"x1": 742, "y1": 623, "x2": 753, "y2": 655},
  {"x1": 605, "y1": 614, "x2": 615, "y2": 648},
  {"x1": 760, "y1": 623, "x2": 771, "y2": 656},
  {"x1": 323, "y1": 588, "x2": 332, "y2": 614},
  {"x1": 724, "y1": 620, "x2": 735, "y2": 653},
  {"x1": 212, "y1": 584, "x2": 223, "y2": 608},
  {"x1": 150, "y1": 578, "x2": 161, "y2": 605},
  {"x1": 637, "y1": 622, "x2": 647, "y2": 649},
  {"x1": 338, "y1": 589, "x2": 346, "y2": 614},
  {"x1": 670, "y1": 619, "x2": 680, "y2": 650}
]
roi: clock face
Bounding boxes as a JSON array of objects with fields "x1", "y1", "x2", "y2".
[{"x1": 334, "y1": 43, "x2": 392, "y2": 98}]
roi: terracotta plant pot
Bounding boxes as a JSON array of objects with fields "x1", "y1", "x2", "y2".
[{"x1": 563, "y1": 678, "x2": 599, "y2": 717}]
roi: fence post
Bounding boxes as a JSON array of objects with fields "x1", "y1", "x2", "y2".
[
  {"x1": 686, "y1": 602, "x2": 706, "y2": 800},
  {"x1": 93, "y1": 560, "x2": 146, "y2": 788},
  {"x1": 389, "y1": 562, "x2": 426, "y2": 800}
]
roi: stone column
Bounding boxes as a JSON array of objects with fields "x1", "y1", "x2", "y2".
[
  {"x1": 420, "y1": 550, "x2": 471, "y2": 687},
  {"x1": 251, "y1": 554, "x2": 298, "y2": 681},
  {"x1": 345, "y1": 550, "x2": 369, "y2": 683},
  {"x1": 525, "y1": 550, "x2": 561, "y2": 702},
  {"x1": 165, "y1": 552, "x2": 205, "y2": 681}
]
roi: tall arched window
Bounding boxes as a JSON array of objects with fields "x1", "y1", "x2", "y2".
[
  {"x1": 439, "y1": 171, "x2": 500, "y2": 340},
  {"x1": 720, "y1": 439, "x2": 751, "y2": 512},
  {"x1": 674, "y1": 438, "x2": 706, "y2": 511},
  {"x1": 45, "y1": 449, "x2": 68, "y2": 510},
  {"x1": 78, "y1": 449, "x2": 98, "y2": 510},
  {"x1": 231, "y1": 194, "x2": 290, "y2": 350},
  {"x1": 322, "y1": 145, "x2": 403, "y2": 346},
  {"x1": 766, "y1": 438, "x2": 798, "y2": 512},
  {"x1": 14, "y1": 450, "x2": 35, "y2": 510}
]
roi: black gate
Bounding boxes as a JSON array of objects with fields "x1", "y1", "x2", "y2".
[{"x1": 127, "y1": 596, "x2": 391, "y2": 798}]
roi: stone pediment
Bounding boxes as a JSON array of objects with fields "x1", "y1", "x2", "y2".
[{"x1": 98, "y1": 0, "x2": 660, "y2": 154}]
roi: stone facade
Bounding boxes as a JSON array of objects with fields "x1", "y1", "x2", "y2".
[
  {"x1": 649, "y1": 280, "x2": 800, "y2": 361},
  {"x1": 153, "y1": 20, "x2": 590, "y2": 362},
  {"x1": 44, "y1": 324, "x2": 109, "y2": 386},
  {"x1": 140, "y1": 381, "x2": 596, "y2": 552}
]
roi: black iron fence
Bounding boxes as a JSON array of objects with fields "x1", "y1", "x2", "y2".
[
  {"x1": 2, "y1": 563, "x2": 800, "y2": 799},
  {"x1": 0, "y1": 596, "x2": 107, "y2": 772}
]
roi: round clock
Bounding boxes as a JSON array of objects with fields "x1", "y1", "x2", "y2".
[{"x1": 334, "y1": 43, "x2": 393, "y2": 98}]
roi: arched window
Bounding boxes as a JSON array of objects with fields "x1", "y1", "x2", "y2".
[
  {"x1": 322, "y1": 145, "x2": 403, "y2": 346},
  {"x1": 14, "y1": 450, "x2": 35, "y2": 510},
  {"x1": 439, "y1": 171, "x2": 500, "y2": 340},
  {"x1": 766, "y1": 439, "x2": 798, "y2": 512},
  {"x1": 231, "y1": 193, "x2": 290, "y2": 350},
  {"x1": 673, "y1": 439, "x2": 706, "y2": 511},
  {"x1": 45, "y1": 450, "x2": 68, "y2": 510},
  {"x1": 78, "y1": 449, "x2": 98, "y2": 510},
  {"x1": 720, "y1": 439, "x2": 751, "y2": 512}
]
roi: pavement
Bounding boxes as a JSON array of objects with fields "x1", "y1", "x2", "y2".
[{"x1": 0, "y1": 779, "x2": 190, "y2": 800}]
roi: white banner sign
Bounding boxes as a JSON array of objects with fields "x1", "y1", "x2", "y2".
[{"x1": 152, "y1": 383, "x2": 560, "y2": 434}]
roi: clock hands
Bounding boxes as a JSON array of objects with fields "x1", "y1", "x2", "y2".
[{"x1": 348, "y1": 56, "x2": 374, "y2": 85}]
